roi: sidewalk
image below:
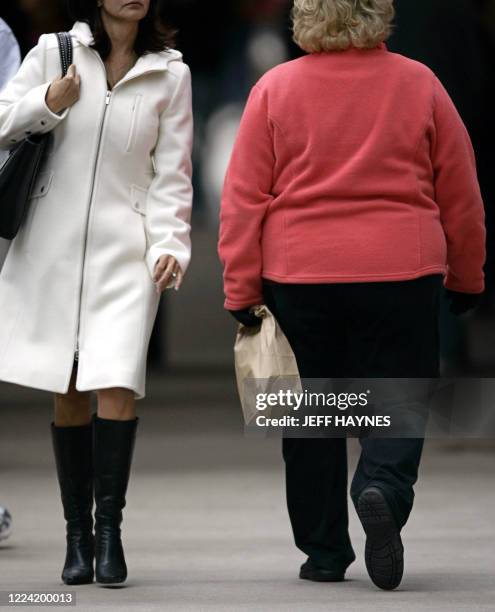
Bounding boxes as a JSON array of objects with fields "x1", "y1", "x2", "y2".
[{"x1": 0, "y1": 374, "x2": 494, "y2": 611}]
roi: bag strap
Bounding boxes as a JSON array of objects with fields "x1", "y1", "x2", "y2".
[{"x1": 55, "y1": 32, "x2": 73, "y2": 77}]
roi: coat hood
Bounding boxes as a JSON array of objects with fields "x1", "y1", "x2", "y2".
[{"x1": 69, "y1": 21, "x2": 183, "y2": 73}]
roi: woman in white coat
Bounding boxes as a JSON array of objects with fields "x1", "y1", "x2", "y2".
[{"x1": 0, "y1": 0, "x2": 193, "y2": 585}]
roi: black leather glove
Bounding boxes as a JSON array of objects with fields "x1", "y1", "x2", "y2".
[
  {"x1": 445, "y1": 290, "x2": 482, "y2": 315},
  {"x1": 229, "y1": 308, "x2": 261, "y2": 327}
]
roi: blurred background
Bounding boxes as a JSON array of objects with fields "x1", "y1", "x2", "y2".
[
  {"x1": 1, "y1": 0, "x2": 494, "y2": 374},
  {"x1": 0, "y1": 3, "x2": 494, "y2": 610}
]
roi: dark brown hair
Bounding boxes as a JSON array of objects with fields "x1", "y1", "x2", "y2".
[{"x1": 66, "y1": 0, "x2": 177, "y2": 59}]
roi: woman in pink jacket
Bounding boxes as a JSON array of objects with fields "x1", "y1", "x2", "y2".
[{"x1": 218, "y1": 0, "x2": 486, "y2": 591}]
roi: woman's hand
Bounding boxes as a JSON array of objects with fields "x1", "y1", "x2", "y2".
[
  {"x1": 153, "y1": 255, "x2": 183, "y2": 294},
  {"x1": 45, "y1": 64, "x2": 80, "y2": 114}
]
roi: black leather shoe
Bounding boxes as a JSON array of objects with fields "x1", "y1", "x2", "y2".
[
  {"x1": 357, "y1": 486, "x2": 404, "y2": 591},
  {"x1": 51, "y1": 422, "x2": 94, "y2": 585},
  {"x1": 299, "y1": 559, "x2": 347, "y2": 582},
  {"x1": 94, "y1": 416, "x2": 138, "y2": 585}
]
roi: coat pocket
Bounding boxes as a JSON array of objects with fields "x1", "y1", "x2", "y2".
[
  {"x1": 125, "y1": 94, "x2": 143, "y2": 153},
  {"x1": 130, "y1": 184, "x2": 149, "y2": 258},
  {"x1": 29, "y1": 170, "x2": 54, "y2": 199},
  {"x1": 20, "y1": 170, "x2": 54, "y2": 254},
  {"x1": 130, "y1": 184, "x2": 148, "y2": 216}
]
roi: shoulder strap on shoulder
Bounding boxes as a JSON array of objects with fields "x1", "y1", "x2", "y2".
[{"x1": 55, "y1": 32, "x2": 73, "y2": 77}]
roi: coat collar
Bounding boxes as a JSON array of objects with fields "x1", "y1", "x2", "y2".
[
  {"x1": 69, "y1": 20, "x2": 183, "y2": 77},
  {"x1": 70, "y1": 21, "x2": 94, "y2": 47}
]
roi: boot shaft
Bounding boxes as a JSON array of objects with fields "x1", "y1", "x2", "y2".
[
  {"x1": 51, "y1": 422, "x2": 95, "y2": 585},
  {"x1": 93, "y1": 415, "x2": 138, "y2": 585},
  {"x1": 51, "y1": 422, "x2": 93, "y2": 527},
  {"x1": 93, "y1": 416, "x2": 138, "y2": 525}
]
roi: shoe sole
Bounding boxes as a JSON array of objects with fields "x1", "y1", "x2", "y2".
[
  {"x1": 299, "y1": 570, "x2": 345, "y2": 582},
  {"x1": 63, "y1": 575, "x2": 94, "y2": 586},
  {"x1": 96, "y1": 574, "x2": 127, "y2": 585},
  {"x1": 357, "y1": 487, "x2": 404, "y2": 591}
]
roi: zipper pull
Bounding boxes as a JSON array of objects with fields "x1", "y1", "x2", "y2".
[{"x1": 105, "y1": 90, "x2": 111, "y2": 105}]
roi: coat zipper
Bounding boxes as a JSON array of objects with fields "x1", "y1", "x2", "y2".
[
  {"x1": 71, "y1": 50, "x2": 170, "y2": 367},
  {"x1": 74, "y1": 89, "x2": 112, "y2": 362}
]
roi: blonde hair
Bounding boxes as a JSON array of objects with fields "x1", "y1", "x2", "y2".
[{"x1": 292, "y1": 0, "x2": 395, "y2": 53}]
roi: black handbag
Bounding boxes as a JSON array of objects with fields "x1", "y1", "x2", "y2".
[{"x1": 0, "y1": 32, "x2": 73, "y2": 240}]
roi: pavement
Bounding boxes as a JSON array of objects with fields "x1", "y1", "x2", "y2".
[{"x1": 0, "y1": 371, "x2": 494, "y2": 611}]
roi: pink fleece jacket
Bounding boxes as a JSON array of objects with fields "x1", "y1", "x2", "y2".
[{"x1": 218, "y1": 44, "x2": 486, "y2": 311}]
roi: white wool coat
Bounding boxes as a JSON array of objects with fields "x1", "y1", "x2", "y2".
[{"x1": 0, "y1": 21, "x2": 193, "y2": 399}]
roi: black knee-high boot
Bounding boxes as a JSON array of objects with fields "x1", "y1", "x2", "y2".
[
  {"x1": 93, "y1": 415, "x2": 138, "y2": 584},
  {"x1": 51, "y1": 422, "x2": 94, "y2": 585}
]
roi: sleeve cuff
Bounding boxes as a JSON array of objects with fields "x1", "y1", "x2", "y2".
[
  {"x1": 30, "y1": 81, "x2": 69, "y2": 133},
  {"x1": 224, "y1": 297, "x2": 264, "y2": 310},
  {"x1": 444, "y1": 275, "x2": 485, "y2": 294}
]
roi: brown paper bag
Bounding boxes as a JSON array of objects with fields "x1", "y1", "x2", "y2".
[{"x1": 234, "y1": 305, "x2": 301, "y2": 425}]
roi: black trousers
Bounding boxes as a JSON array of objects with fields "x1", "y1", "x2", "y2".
[{"x1": 262, "y1": 275, "x2": 442, "y2": 572}]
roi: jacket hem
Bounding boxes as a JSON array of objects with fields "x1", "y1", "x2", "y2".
[
  {"x1": 0, "y1": 366, "x2": 67, "y2": 395},
  {"x1": 0, "y1": 367, "x2": 145, "y2": 401},
  {"x1": 260, "y1": 265, "x2": 448, "y2": 284},
  {"x1": 223, "y1": 266, "x2": 451, "y2": 310},
  {"x1": 76, "y1": 381, "x2": 145, "y2": 401},
  {"x1": 75, "y1": 362, "x2": 145, "y2": 400}
]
